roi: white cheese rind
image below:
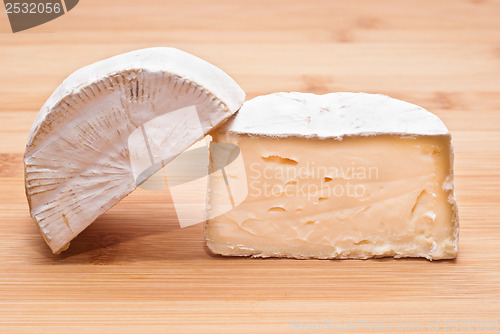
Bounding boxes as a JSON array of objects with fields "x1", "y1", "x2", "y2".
[
  {"x1": 25, "y1": 47, "x2": 245, "y2": 253},
  {"x1": 27, "y1": 47, "x2": 244, "y2": 147},
  {"x1": 219, "y1": 92, "x2": 449, "y2": 138}
]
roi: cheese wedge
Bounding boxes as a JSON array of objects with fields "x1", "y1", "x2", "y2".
[
  {"x1": 205, "y1": 92, "x2": 458, "y2": 260},
  {"x1": 25, "y1": 47, "x2": 245, "y2": 253}
]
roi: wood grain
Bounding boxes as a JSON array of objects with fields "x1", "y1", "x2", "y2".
[{"x1": 1, "y1": 0, "x2": 500, "y2": 333}]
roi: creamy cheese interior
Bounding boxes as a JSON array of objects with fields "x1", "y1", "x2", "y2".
[{"x1": 206, "y1": 133, "x2": 457, "y2": 260}]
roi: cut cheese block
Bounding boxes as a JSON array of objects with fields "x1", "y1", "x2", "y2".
[
  {"x1": 25, "y1": 47, "x2": 245, "y2": 253},
  {"x1": 205, "y1": 92, "x2": 458, "y2": 260}
]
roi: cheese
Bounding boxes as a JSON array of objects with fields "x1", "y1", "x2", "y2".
[
  {"x1": 24, "y1": 47, "x2": 245, "y2": 253},
  {"x1": 205, "y1": 92, "x2": 458, "y2": 260}
]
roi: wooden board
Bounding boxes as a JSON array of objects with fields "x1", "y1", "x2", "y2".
[{"x1": 1, "y1": 0, "x2": 500, "y2": 332}]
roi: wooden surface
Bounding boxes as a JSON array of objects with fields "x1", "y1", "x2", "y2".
[{"x1": 1, "y1": 0, "x2": 500, "y2": 333}]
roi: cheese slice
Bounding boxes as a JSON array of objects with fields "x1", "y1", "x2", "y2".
[
  {"x1": 205, "y1": 92, "x2": 458, "y2": 260},
  {"x1": 25, "y1": 47, "x2": 245, "y2": 253}
]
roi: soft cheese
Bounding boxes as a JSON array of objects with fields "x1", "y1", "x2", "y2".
[
  {"x1": 25, "y1": 47, "x2": 245, "y2": 253},
  {"x1": 205, "y1": 92, "x2": 458, "y2": 260}
]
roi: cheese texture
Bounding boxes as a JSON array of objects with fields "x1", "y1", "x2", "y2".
[
  {"x1": 25, "y1": 47, "x2": 245, "y2": 253},
  {"x1": 205, "y1": 92, "x2": 458, "y2": 260}
]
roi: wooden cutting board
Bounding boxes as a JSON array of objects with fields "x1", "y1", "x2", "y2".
[{"x1": 1, "y1": 0, "x2": 499, "y2": 333}]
